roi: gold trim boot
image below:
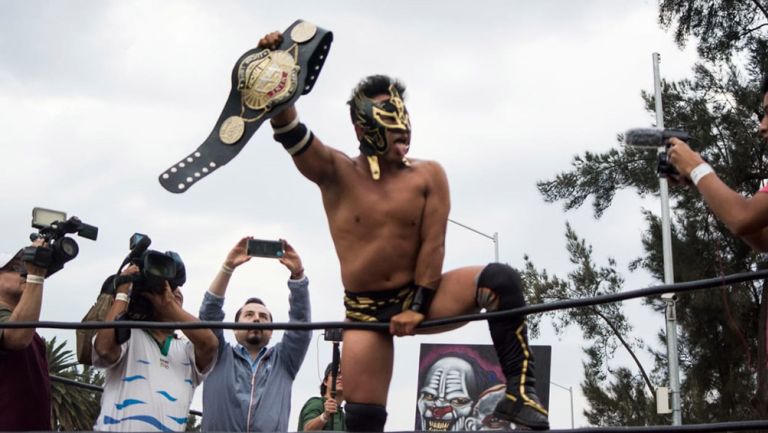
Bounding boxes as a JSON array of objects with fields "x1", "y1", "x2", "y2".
[
  {"x1": 492, "y1": 376, "x2": 549, "y2": 430},
  {"x1": 476, "y1": 263, "x2": 550, "y2": 430}
]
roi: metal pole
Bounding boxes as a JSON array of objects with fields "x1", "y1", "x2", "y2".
[
  {"x1": 550, "y1": 381, "x2": 575, "y2": 429},
  {"x1": 653, "y1": 51, "x2": 682, "y2": 426},
  {"x1": 448, "y1": 218, "x2": 498, "y2": 262}
]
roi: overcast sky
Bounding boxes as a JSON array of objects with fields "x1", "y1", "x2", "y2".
[{"x1": 0, "y1": 0, "x2": 700, "y2": 429}]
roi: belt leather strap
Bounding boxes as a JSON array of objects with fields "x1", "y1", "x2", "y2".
[{"x1": 159, "y1": 19, "x2": 332, "y2": 193}]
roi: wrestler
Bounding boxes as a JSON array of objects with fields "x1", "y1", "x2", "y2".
[{"x1": 259, "y1": 32, "x2": 549, "y2": 431}]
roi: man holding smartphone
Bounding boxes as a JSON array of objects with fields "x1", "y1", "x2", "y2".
[
  {"x1": 198, "y1": 237, "x2": 311, "y2": 432},
  {"x1": 258, "y1": 31, "x2": 548, "y2": 431}
]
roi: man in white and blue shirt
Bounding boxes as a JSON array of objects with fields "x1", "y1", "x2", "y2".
[{"x1": 93, "y1": 260, "x2": 218, "y2": 432}]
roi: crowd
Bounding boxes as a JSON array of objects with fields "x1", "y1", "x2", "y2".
[{"x1": 0, "y1": 236, "x2": 332, "y2": 432}]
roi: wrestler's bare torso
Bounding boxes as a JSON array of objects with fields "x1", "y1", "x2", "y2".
[{"x1": 320, "y1": 151, "x2": 436, "y2": 293}]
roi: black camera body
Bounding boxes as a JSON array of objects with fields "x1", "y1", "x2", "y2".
[
  {"x1": 120, "y1": 233, "x2": 186, "y2": 321},
  {"x1": 24, "y1": 207, "x2": 98, "y2": 277},
  {"x1": 324, "y1": 328, "x2": 343, "y2": 342}
]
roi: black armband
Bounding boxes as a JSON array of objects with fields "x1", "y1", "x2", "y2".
[
  {"x1": 409, "y1": 285, "x2": 436, "y2": 315},
  {"x1": 273, "y1": 118, "x2": 313, "y2": 156}
]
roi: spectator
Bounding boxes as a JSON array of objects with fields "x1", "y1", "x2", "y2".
[
  {"x1": 667, "y1": 77, "x2": 768, "y2": 252},
  {"x1": 199, "y1": 237, "x2": 311, "y2": 432},
  {"x1": 298, "y1": 362, "x2": 345, "y2": 431},
  {"x1": 0, "y1": 246, "x2": 50, "y2": 431},
  {"x1": 92, "y1": 252, "x2": 218, "y2": 432}
]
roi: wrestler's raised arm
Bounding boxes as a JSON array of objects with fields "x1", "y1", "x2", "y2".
[{"x1": 258, "y1": 32, "x2": 338, "y2": 186}]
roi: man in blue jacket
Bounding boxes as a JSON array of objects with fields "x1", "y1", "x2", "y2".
[{"x1": 199, "y1": 237, "x2": 311, "y2": 432}]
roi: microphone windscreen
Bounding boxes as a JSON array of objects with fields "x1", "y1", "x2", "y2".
[{"x1": 624, "y1": 128, "x2": 663, "y2": 147}]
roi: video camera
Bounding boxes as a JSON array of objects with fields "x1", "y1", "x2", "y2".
[
  {"x1": 23, "y1": 207, "x2": 98, "y2": 277},
  {"x1": 624, "y1": 128, "x2": 691, "y2": 177},
  {"x1": 117, "y1": 233, "x2": 186, "y2": 320}
]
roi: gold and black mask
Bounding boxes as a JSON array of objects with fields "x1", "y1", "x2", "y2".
[{"x1": 353, "y1": 84, "x2": 411, "y2": 157}]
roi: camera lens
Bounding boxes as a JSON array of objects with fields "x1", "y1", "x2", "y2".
[{"x1": 57, "y1": 237, "x2": 80, "y2": 261}]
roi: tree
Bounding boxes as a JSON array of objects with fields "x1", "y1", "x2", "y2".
[
  {"x1": 46, "y1": 336, "x2": 104, "y2": 430},
  {"x1": 526, "y1": 0, "x2": 768, "y2": 424}
]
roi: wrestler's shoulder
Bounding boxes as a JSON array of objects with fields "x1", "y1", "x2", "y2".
[{"x1": 408, "y1": 158, "x2": 447, "y2": 174}]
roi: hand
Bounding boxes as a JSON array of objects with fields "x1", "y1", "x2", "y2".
[
  {"x1": 117, "y1": 264, "x2": 140, "y2": 293},
  {"x1": 278, "y1": 239, "x2": 304, "y2": 279},
  {"x1": 224, "y1": 237, "x2": 253, "y2": 270},
  {"x1": 667, "y1": 137, "x2": 705, "y2": 179},
  {"x1": 389, "y1": 310, "x2": 424, "y2": 336},
  {"x1": 323, "y1": 397, "x2": 338, "y2": 416},
  {"x1": 258, "y1": 31, "x2": 283, "y2": 50},
  {"x1": 142, "y1": 281, "x2": 181, "y2": 319},
  {"x1": 24, "y1": 238, "x2": 47, "y2": 277}
]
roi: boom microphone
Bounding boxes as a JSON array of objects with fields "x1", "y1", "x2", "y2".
[{"x1": 624, "y1": 128, "x2": 690, "y2": 149}]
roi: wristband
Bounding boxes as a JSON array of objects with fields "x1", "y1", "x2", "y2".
[
  {"x1": 221, "y1": 264, "x2": 234, "y2": 275},
  {"x1": 320, "y1": 412, "x2": 329, "y2": 423},
  {"x1": 25, "y1": 274, "x2": 44, "y2": 285},
  {"x1": 115, "y1": 293, "x2": 130, "y2": 303},
  {"x1": 409, "y1": 285, "x2": 435, "y2": 315},
  {"x1": 690, "y1": 162, "x2": 714, "y2": 186}
]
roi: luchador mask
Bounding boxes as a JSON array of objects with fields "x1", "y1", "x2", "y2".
[
  {"x1": 417, "y1": 357, "x2": 478, "y2": 431},
  {"x1": 353, "y1": 83, "x2": 411, "y2": 157}
]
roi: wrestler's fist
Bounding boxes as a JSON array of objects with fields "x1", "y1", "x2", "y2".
[
  {"x1": 258, "y1": 31, "x2": 283, "y2": 50},
  {"x1": 389, "y1": 310, "x2": 424, "y2": 336}
]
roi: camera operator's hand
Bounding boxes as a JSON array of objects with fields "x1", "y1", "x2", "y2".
[
  {"x1": 142, "y1": 281, "x2": 182, "y2": 320},
  {"x1": 224, "y1": 236, "x2": 252, "y2": 270},
  {"x1": 116, "y1": 265, "x2": 140, "y2": 294},
  {"x1": 668, "y1": 137, "x2": 705, "y2": 179},
  {"x1": 278, "y1": 239, "x2": 304, "y2": 279},
  {"x1": 23, "y1": 238, "x2": 47, "y2": 279}
]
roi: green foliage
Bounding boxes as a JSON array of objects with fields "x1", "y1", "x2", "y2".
[
  {"x1": 45, "y1": 336, "x2": 104, "y2": 430},
  {"x1": 528, "y1": 0, "x2": 768, "y2": 424}
]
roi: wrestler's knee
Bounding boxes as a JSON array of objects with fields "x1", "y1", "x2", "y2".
[
  {"x1": 476, "y1": 263, "x2": 525, "y2": 311},
  {"x1": 345, "y1": 402, "x2": 387, "y2": 432}
]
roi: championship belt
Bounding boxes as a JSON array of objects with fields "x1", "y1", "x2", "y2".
[{"x1": 158, "y1": 20, "x2": 333, "y2": 193}]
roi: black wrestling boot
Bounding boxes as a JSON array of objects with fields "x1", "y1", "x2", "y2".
[
  {"x1": 478, "y1": 264, "x2": 550, "y2": 430},
  {"x1": 492, "y1": 378, "x2": 549, "y2": 431}
]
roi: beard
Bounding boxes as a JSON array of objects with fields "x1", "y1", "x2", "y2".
[{"x1": 245, "y1": 330, "x2": 267, "y2": 346}]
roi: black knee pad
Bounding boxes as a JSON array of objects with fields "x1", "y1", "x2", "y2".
[
  {"x1": 345, "y1": 402, "x2": 387, "y2": 432},
  {"x1": 477, "y1": 263, "x2": 525, "y2": 311}
]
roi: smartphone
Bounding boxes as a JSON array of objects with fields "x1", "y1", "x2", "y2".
[{"x1": 246, "y1": 239, "x2": 285, "y2": 258}]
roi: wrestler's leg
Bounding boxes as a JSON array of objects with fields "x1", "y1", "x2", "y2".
[
  {"x1": 423, "y1": 264, "x2": 549, "y2": 431},
  {"x1": 342, "y1": 329, "x2": 393, "y2": 432}
]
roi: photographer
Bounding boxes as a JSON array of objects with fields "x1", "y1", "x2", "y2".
[
  {"x1": 92, "y1": 260, "x2": 218, "y2": 432},
  {"x1": 198, "y1": 237, "x2": 311, "y2": 432},
  {"x1": 667, "y1": 78, "x2": 768, "y2": 252},
  {"x1": 298, "y1": 362, "x2": 346, "y2": 431},
  {"x1": 0, "y1": 244, "x2": 51, "y2": 431}
]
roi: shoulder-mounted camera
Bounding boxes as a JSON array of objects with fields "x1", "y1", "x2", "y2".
[{"x1": 116, "y1": 233, "x2": 186, "y2": 321}]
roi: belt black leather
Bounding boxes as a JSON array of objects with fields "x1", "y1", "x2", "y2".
[{"x1": 159, "y1": 19, "x2": 332, "y2": 193}]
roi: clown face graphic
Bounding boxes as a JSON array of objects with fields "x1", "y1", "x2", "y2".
[{"x1": 417, "y1": 357, "x2": 477, "y2": 431}]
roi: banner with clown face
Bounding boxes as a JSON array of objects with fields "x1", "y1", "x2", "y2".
[{"x1": 414, "y1": 344, "x2": 551, "y2": 431}]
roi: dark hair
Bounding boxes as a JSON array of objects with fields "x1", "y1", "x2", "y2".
[
  {"x1": 347, "y1": 74, "x2": 406, "y2": 123},
  {"x1": 762, "y1": 76, "x2": 768, "y2": 96},
  {"x1": 320, "y1": 362, "x2": 335, "y2": 396},
  {"x1": 235, "y1": 297, "x2": 272, "y2": 322}
]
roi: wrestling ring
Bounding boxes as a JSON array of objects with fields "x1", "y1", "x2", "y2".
[{"x1": 4, "y1": 268, "x2": 768, "y2": 432}]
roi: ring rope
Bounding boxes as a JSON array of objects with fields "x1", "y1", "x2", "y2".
[{"x1": 3, "y1": 268, "x2": 766, "y2": 332}]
